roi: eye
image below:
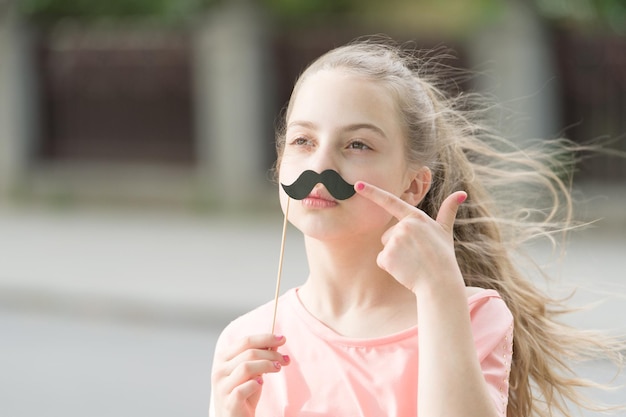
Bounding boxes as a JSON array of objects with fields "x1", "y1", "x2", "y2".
[
  {"x1": 347, "y1": 140, "x2": 371, "y2": 151},
  {"x1": 290, "y1": 136, "x2": 313, "y2": 146}
]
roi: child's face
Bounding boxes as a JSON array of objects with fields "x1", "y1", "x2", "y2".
[{"x1": 279, "y1": 69, "x2": 422, "y2": 240}]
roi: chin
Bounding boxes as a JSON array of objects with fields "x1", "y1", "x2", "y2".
[{"x1": 302, "y1": 221, "x2": 383, "y2": 245}]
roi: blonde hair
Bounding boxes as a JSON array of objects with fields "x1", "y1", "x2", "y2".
[{"x1": 275, "y1": 37, "x2": 624, "y2": 417}]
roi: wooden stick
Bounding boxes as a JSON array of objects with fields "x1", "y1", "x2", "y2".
[{"x1": 271, "y1": 197, "x2": 290, "y2": 334}]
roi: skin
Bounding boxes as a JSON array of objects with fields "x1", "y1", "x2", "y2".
[
  {"x1": 211, "y1": 334, "x2": 289, "y2": 417},
  {"x1": 210, "y1": 69, "x2": 499, "y2": 417}
]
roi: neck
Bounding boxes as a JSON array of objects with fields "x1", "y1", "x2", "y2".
[{"x1": 298, "y1": 234, "x2": 417, "y2": 337}]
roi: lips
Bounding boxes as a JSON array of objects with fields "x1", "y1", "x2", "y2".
[
  {"x1": 301, "y1": 186, "x2": 338, "y2": 208},
  {"x1": 306, "y1": 187, "x2": 335, "y2": 202}
]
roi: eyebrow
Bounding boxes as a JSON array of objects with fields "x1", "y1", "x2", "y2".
[{"x1": 287, "y1": 121, "x2": 387, "y2": 139}]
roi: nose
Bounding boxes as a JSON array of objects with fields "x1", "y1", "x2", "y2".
[{"x1": 308, "y1": 139, "x2": 339, "y2": 174}]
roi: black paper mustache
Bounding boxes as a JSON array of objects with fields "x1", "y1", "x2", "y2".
[{"x1": 281, "y1": 169, "x2": 356, "y2": 200}]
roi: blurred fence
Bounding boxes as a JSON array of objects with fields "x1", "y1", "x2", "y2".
[
  {"x1": 32, "y1": 24, "x2": 472, "y2": 174},
  {"x1": 35, "y1": 26, "x2": 194, "y2": 165},
  {"x1": 555, "y1": 30, "x2": 626, "y2": 182},
  {"x1": 32, "y1": 24, "x2": 625, "y2": 181},
  {"x1": 2, "y1": 3, "x2": 625, "y2": 210}
]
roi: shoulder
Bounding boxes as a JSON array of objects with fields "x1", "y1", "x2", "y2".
[
  {"x1": 215, "y1": 298, "x2": 276, "y2": 349},
  {"x1": 466, "y1": 286, "x2": 513, "y2": 324},
  {"x1": 215, "y1": 288, "x2": 298, "y2": 349},
  {"x1": 465, "y1": 287, "x2": 514, "y2": 359},
  {"x1": 465, "y1": 286, "x2": 486, "y2": 298},
  {"x1": 466, "y1": 286, "x2": 511, "y2": 317}
]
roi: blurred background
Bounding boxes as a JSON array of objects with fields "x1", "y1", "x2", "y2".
[{"x1": 1, "y1": 0, "x2": 625, "y2": 415}]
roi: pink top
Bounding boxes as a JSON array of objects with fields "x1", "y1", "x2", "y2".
[{"x1": 211, "y1": 287, "x2": 514, "y2": 417}]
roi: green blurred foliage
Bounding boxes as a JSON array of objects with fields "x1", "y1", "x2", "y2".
[
  {"x1": 263, "y1": 0, "x2": 353, "y2": 18},
  {"x1": 17, "y1": 0, "x2": 625, "y2": 34},
  {"x1": 16, "y1": 0, "x2": 500, "y2": 27},
  {"x1": 263, "y1": 0, "x2": 502, "y2": 34},
  {"x1": 534, "y1": 0, "x2": 626, "y2": 34},
  {"x1": 19, "y1": 0, "x2": 215, "y2": 22}
]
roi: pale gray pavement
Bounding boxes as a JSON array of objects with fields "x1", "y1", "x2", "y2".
[{"x1": 1, "y1": 188, "x2": 625, "y2": 416}]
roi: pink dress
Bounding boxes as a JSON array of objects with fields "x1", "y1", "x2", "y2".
[{"x1": 211, "y1": 287, "x2": 513, "y2": 417}]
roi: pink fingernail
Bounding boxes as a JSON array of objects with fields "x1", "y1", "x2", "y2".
[
  {"x1": 274, "y1": 361, "x2": 281, "y2": 369},
  {"x1": 274, "y1": 334, "x2": 284, "y2": 340},
  {"x1": 355, "y1": 182, "x2": 365, "y2": 191},
  {"x1": 457, "y1": 193, "x2": 467, "y2": 204},
  {"x1": 283, "y1": 355, "x2": 290, "y2": 363},
  {"x1": 255, "y1": 376, "x2": 263, "y2": 385}
]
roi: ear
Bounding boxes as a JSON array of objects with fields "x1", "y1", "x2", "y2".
[{"x1": 402, "y1": 166, "x2": 432, "y2": 206}]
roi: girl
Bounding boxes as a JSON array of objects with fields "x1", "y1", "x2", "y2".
[{"x1": 210, "y1": 37, "x2": 623, "y2": 417}]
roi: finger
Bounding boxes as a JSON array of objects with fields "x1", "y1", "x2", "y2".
[
  {"x1": 229, "y1": 347, "x2": 290, "y2": 373},
  {"x1": 380, "y1": 223, "x2": 394, "y2": 246},
  {"x1": 222, "y1": 334, "x2": 287, "y2": 361},
  {"x1": 228, "y1": 359, "x2": 283, "y2": 389},
  {"x1": 435, "y1": 191, "x2": 467, "y2": 233},
  {"x1": 354, "y1": 181, "x2": 417, "y2": 220},
  {"x1": 230, "y1": 376, "x2": 263, "y2": 402}
]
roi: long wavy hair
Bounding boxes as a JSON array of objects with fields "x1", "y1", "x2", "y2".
[{"x1": 274, "y1": 37, "x2": 624, "y2": 417}]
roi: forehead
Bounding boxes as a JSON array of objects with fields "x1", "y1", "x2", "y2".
[{"x1": 287, "y1": 69, "x2": 403, "y2": 136}]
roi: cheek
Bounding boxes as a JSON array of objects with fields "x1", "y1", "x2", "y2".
[
  {"x1": 351, "y1": 195, "x2": 396, "y2": 229},
  {"x1": 277, "y1": 157, "x2": 302, "y2": 186}
]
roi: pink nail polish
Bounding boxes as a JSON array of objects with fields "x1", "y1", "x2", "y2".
[
  {"x1": 283, "y1": 355, "x2": 290, "y2": 363},
  {"x1": 275, "y1": 334, "x2": 284, "y2": 340},
  {"x1": 274, "y1": 361, "x2": 281, "y2": 369},
  {"x1": 355, "y1": 182, "x2": 365, "y2": 191},
  {"x1": 457, "y1": 193, "x2": 467, "y2": 204},
  {"x1": 255, "y1": 377, "x2": 263, "y2": 385}
]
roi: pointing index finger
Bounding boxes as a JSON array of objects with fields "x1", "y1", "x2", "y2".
[{"x1": 354, "y1": 181, "x2": 417, "y2": 220}]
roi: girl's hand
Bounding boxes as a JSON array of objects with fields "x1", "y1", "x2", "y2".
[
  {"x1": 211, "y1": 334, "x2": 290, "y2": 417},
  {"x1": 354, "y1": 181, "x2": 466, "y2": 293}
]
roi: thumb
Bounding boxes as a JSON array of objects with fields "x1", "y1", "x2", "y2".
[{"x1": 435, "y1": 191, "x2": 467, "y2": 234}]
